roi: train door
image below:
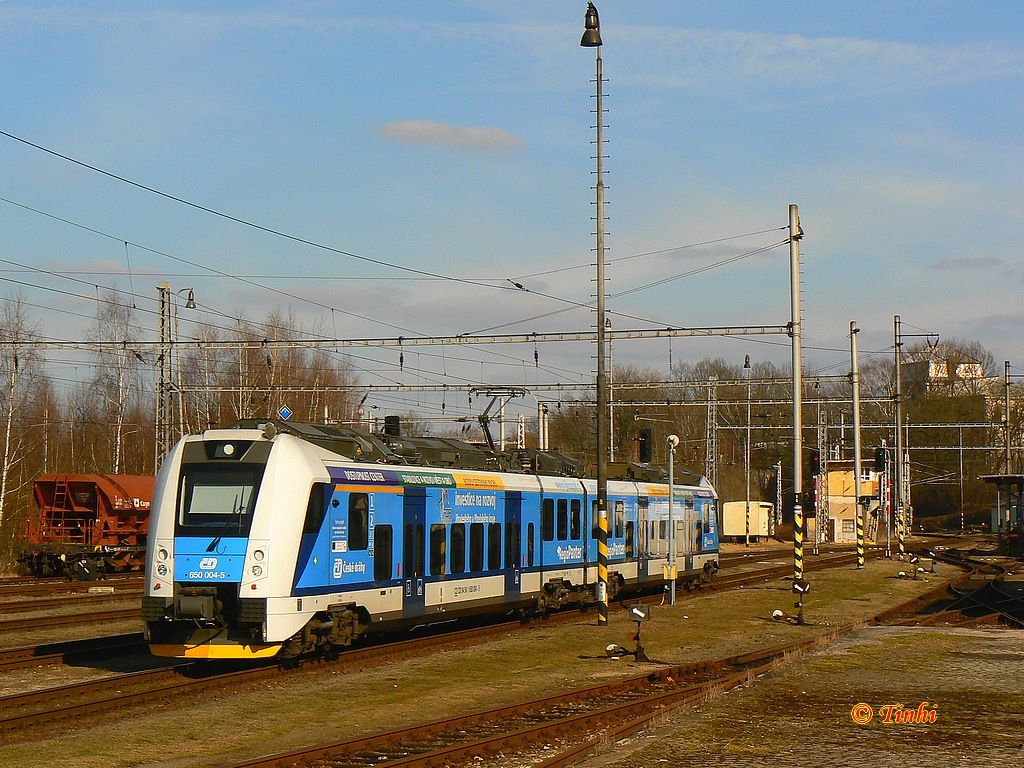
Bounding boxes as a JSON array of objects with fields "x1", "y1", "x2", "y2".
[
  {"x1": 505, "y1": 492, "x2": 522, "y2": 597},
  {"x1": 402, "y1": 488, "x2": 426, "y2": 615},
  {"x1": 637, "y1": 496, "x2": 649, "y2": 572},
  {"x1": 607, "y1": 496, "x2": 627, "y2": 563}
]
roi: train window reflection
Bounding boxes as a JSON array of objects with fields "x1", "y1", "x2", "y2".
[
  {"x1": 348, "y1": 494, "x2": 369, "y2": 551},
  {"x1": 177, "y1": 464, "x2": 263, "y2": 533}
]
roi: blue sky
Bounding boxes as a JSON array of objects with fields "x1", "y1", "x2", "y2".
[{"x1": 0, "y1": 1, "x2": 1022, "y2": 422}]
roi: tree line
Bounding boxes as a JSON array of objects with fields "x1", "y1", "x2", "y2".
[
  {"x1": 0, "y1": 283, "x2": 1014, "y2": 568},
  {"x1": 546, "y1": 340, "x2": 1018, "y2": 532},
  {"x1": 0, "y1": 292, "x2": 358, "y2": 567}
]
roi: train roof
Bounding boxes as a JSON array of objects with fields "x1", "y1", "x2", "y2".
[
  {"x1": 217, "y1": 419, "x2": 711, "y2": 491},
  {"x1": 222, "y1": 419, "x2": 587, "y2": 478}
]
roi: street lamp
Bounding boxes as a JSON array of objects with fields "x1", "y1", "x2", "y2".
[
  {"x1": 667, "y1": 434, "x2": 679, "y2": 605},
  {"x1": 581, "y1": 2, "x2": 609, "y2": 628}
]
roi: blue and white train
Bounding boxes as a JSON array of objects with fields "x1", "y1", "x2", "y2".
[{"x1": 142, "y1": 424, "x2": 719, "y2": 659}]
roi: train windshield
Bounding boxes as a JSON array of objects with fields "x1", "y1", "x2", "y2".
[{"x1": 177, "y1": 464, "x2": 263, "y2": 535}]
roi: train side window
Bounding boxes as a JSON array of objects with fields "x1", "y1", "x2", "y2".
[
  {"x1": 469, "y1": 522, "x2": 484, "y2": 572},
  {"x1": 570, "y1": 499, "x2": 581, "y2": 539},
  {"x1": 542, "y1": 499, "x2": 554, "y2": 541},
  {"x1": 450, "y1": 523, "x2": 466, "y2": 574},
  {"x1": 374, "y1": 525, "x2": 392, "y2": 580},
  {"x1": 557, "y1": 499, "x2": 568, "y2": 540},
  {"x1": 591, "y1": 500, "x2": 600, "y2": 538},
  {"x1": 614, "y1": 501, "x2": 624, "y2": 538},
  {"x1": 429, "y1": 524, "x2": 446, "y2": 576},
  {"x1": 527, "y1": 522, "x2": 535, "y2": 567},
  {"x1": 488, "y1": 523, "x2": 501, "y2": 570},
  {"x1": 349, "y1": 494, "x2": 369, "y2": 550},
  {"x1": 302, "y1": 483, "x2": 329, "y2": 534},
  {"x1": 415, "y1": 523, "x2": 425, "y2": 575},
  {"x1": 625, "y1": 521, "x2": 634, "y2": 557},
  {"x1": 660, "y1": 520, "x2": 668, "y2": 540},
  {"x1": 505, "y1": 522, "x2": 519, "y2": 569}
]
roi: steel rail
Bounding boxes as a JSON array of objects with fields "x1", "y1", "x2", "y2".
[
  {"x1": 0, "y1": 548, "x2": 949, "y2": 743},
  {"x1": 0, "y1": 633, "x2": 146, "y2": 673},
  {"x1": 0, "y1": 607, "x2": 140, "y2": 633},
  {"x1": 0, "y1": 591, "x2": 143, "y2": 615}
]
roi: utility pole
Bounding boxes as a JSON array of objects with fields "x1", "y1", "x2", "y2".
[
  {"x1": 815, "y1": 405, "x2": 827, "y2": 554},
  {"x1": 744, "y1": 355, "x2": 751, "y2": 548},
  {"x1": 774, "y1": 458, "x2": 783, "y2": 537},
  {"x1": 608, "y1": 318, "x2": 614, "y2": 462},
  {"x1": 705, "y1": 375, "x2": 718, "y2": 489},
  {"x1": 155, "y1": 283, "x2": 172, "y2": 470},
  {"x1": 959, "y1": 425, "x2": 965, "y2": 534},
  {"x1": 851, "y1": 321, "x2": 864, "y2": 569},
  {"x1": 580, "y1": 2, "x2": 608, "y2": 628},
  {"x1": 789, "y1": 203, "x2": 805, "y2": 584},
  {"x1": 1005, "y1": 360, "x2": 1011, "y2": 473},
  {"x1": 894, "y1": 315, "x2": 904, "y2": 559}
]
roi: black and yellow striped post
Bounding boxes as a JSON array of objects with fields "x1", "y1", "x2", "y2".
[
  {"x1": 897, "y1": 505, "x2": 905, "y2": 560},
  {"x1": 597, "y1": 505, "x2": 609, "y2": 626},
  {"x1": 856, "y1": 499, "x2": 865, "y2": 569},
  {"x1": 793, "y1": 496, "x2": 804, "y2": 581}
]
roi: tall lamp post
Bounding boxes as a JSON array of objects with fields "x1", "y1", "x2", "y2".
[
  {"x1": 580, "y1": 2, "x2": 609, "y2": 627},
  {"x1": 667, "y1": 434, "x2": 679, "y2": 605}
]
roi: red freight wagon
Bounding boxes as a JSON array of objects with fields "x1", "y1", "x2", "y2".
[{"x1": 19, "y1": 473, "x2": 155, "y2": 579}]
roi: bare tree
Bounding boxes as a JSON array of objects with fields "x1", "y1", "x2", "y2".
[
  {"x1": 0, "y1": 296, "x2": 43, "y2": 560},
  {"x1": 89, "y1": 291, "x2": 142, "y2": 474}
]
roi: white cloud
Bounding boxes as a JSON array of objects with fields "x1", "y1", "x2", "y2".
[
  {"x1": 615, "y1": 26, "x2": 1024, "y2": 94},
  {"x1": 934, "y1": 256, "x2": 1005, "y2": 271},
  {"x1": 378, "y1": 120, "x2": 523, "y2": 151}
]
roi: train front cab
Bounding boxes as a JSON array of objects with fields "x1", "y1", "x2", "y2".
[{"x1": 145, "y1": 434, "x2": 284, "y2": 659}]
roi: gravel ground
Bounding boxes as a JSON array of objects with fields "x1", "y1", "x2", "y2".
[
  {"x1": 0, "y1": 557, "x2": 969, "y2": 767},
  {"x1": 584, "y1": 626, "x2": 1024, "y2": 768}
]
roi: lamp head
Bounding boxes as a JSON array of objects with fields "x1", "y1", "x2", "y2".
[
  {"x1": 185, "y1": 288, "x2": 196, "y2": 309},
  {"x1": 580, "y1": 2, "x2": 602, "y2": 47}
]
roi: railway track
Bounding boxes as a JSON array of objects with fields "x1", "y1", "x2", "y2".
[
  {"x1": 0, "y1": 607, "x2": 140, "y2": 634},
  {"x1": 0, "y1": 549, "x2": 878, "y2": 743},
  {"x1": 0, "y1": 574, "x2": 142, "y2": 598},
  {"x1": 222, "y1": 638, "x2": 830, "y2": 768},
  {"x1": 217, "y1": 554, "x2": 971, "y2": 768},
  {"x1": 0, "y1": 590, "x2": 143, "y2": 615},
  {"x1": 0, "y1": 633, "x2": 146, "y2": 673},
  {"x1": 886, "y1": 547, "x2": 1024, "y2": 628}
]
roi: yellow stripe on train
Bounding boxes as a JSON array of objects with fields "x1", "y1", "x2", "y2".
[{"x1": 149, "y1": 643, "x2": 282, "y2": 660}]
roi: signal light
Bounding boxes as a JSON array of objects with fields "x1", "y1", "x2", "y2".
[
  {"x1": 638, "y1": 428, "x2": 652, "y2": 463},
  {"x1": 875, "y1": 447, "x2": 887, "y2": 472},
  {"x1": 809, "y1": 448, "x2": 821, "y2": 476}
]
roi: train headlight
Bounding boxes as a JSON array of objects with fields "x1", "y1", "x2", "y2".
[
  {"x1": 252, "y1": 565, "x2": 263, "y2": 577},
  {"x1": 253, "y1": 549, "x2": 265, "y2": 562},
  {"x1": 157, "y1": 563, "x2": 168, "y2": 577},
  {"x1": 222, "y1": 443, "x2": 235, "y2": 456},
  {"x1": 157, "y1": 547, "x2": 169, "y2": 562}
]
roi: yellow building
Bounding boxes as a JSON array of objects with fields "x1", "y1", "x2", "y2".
[{"x1": 820, "y1": 460, "x2": 882, "y2": 543}]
